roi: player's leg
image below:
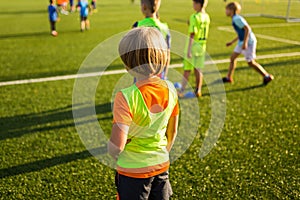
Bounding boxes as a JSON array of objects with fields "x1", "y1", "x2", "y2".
[
  {"x1": 194, "y1": 68, "x2": 203, "y2": 97},
  {"x1": 80, "y1": 17, "x2": 85, "y2": 31},
  {"x1": 85, "y1": 17, "x2": 90, "y2": 30},
  {"x1": 180, "y1": 70, "x2": 191, "y2": 93},
  {"x1": 193, "y1": 52, "x2": 205, "y2": 97},
  {"x1": 246, "y1": 42, "x2": 274, "y2": 85},
  {"x1": 179, "y1": 58, "x2": 193, "y2": 96},
  {"x1": 224, "y1": 51, "x2": 240, "y2": 83},
  {"x1": 148, "y1": 171, "x2": 173, "y2": 200},
  {"x1": 115, "y1": 172, "x2": 153, "y2": 199}
]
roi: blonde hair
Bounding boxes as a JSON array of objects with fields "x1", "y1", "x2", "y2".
[
  {"x1": 226, "y1": 2, "x2": 242, "y2": 14},
  {"x1": 118, "y1": 27, "x2": 168, "y2": 77},
  {"x1": 141, "y1": 0, "x2": 161, "y2": 13}
]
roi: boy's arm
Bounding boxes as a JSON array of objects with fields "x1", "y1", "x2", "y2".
[
  {"x1": 108, "y1": 123, "x2": 129, "y2": 160},
  {"x1": 242, "y1": 25, "x2": 250, "y2": 49},
  {"x1": 226, "y1": 37, "x2": 238, "y2": 47},
  {"x1": 187, "y1": 33, "x2": 195, "y2": 58},
  {"x1": 165, "y1": 115, "x2": 179, "y2": 152}
]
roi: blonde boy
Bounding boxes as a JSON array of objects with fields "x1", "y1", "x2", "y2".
[
  {"x1": 109, "y1": 28, "x2": 179, "y2": 200},
  {"x1": 223, "y1": 2, "x2": 274, "y2": 85}
]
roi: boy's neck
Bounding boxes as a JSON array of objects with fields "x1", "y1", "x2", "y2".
[
  {"x1": 144, "y1": 13, "x2": 157, "y2": 18},
  {"x1": 196, "y1": 8, "x2": 204, "y2": 13}
]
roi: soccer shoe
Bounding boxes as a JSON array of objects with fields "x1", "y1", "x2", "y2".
[
  {"x1": 177, "y1": 91, "x2": 185, "y2": 98},
  {"x1": 263, "y1": 74, "x2": 274, "y2": 85},
  {"x1": 174, "y1": 82, "x2": 182, "y2": 90},
  {"x1": 184, "y1": 91, "x2": 196, "y2": 98},
  {"x1": 194, "y1": 88, "x2": 202, "y2": 97},
  {"x1": 222, "y1": 77, "x2": 233, "y2": 83},
  {"x1": 51, "y1": 31, "x2": 58, "y2": 37}
]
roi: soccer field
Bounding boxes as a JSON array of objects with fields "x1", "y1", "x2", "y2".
[{"x1": 0, "y1": 0, "x2": 299, "y2": 199}]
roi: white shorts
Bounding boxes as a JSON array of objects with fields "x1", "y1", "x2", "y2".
[{"x1": 234, "y1": 42, "x2": 257, "y2": 62}]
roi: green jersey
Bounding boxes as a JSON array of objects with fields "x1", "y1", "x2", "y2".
[
  {"x1": 133, "y1": 17, "x2": 171, "y2": 48},
  {"x1": 188, "y1": 12, "x2": 210, "y2": 43}
]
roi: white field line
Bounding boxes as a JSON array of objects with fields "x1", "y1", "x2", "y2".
[
  {"x1": 218, "y1": 27, "x2": 300, "y2": 46},
  {"x1": 0, "y1": 52, "x2": 300, "y2": 87},
  {"x1": 218, "y1": 22, "x2": 300, "y2": 29}
]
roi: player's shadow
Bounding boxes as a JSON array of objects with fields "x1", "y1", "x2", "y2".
[
  {"x1": 0, "y1": 147, "x2": 106, "y2": 179},
  {"x1": 0, "y1": 10, "x2": 46, "y2": 15},
  {"x1": 0, "y1": 30, "x2": 81, "y2": 40},
  {"x1": 202, "y1": 84, "x2": 264, "y2": 97},
  {"x1": 0, "y1": 102, "x2": 112, "y2": 141}
]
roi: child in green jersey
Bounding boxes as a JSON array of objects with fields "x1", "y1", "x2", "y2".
[
  {"x1": 109, "y1": 27, "x2": 179, "y2": 200},
  {"x1": 132, "y1": 0, "x2": 171, "y2": 80},
  {"x1": 178, "y1": 0, "x2": 210, "y2": 98}
]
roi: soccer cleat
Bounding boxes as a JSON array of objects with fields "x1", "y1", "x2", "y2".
[
  {"x1": 222, "y1": 77, "x2": 233, "y2": 83},
  {"x1": 263, "y1": 74, "x2": 274, "y2": 85},
  {"x1": 177, "y1": 91, "x2": 185, "y2": 98},
  {"x1": 194, "y1": 88, "x2": 202, "y2": 97},
  {"x1": 51, "y1": 31, "x2": 58, "y2": 37}
]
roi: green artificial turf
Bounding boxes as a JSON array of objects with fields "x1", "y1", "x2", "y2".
[{"x1": 0, "y1": 0, "x2": 299, "y2": 199}]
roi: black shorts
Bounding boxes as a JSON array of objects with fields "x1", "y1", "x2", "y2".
[
  {"x1": 115, "y1": 171, "x2": 173, "y2": 200},
  {"x1": 81, "y1": 16, "x2": 88, "y2": 21}
]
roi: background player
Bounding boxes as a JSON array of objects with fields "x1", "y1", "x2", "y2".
[
  {"x1": 48, "y1": 0, "x2": 59, "y2": 36},
  {"x1": 77, "y1": 0, "x2": 90, "y2": 32},
  {"x1": 223, "y1": 2, "x2": 274, "y2": 85},
  {"x1": 178, "y1": 0, "x2": 210, "y2": 98},
  {"x1": 132, "y1": 0, "x2": 171, "y2": 80}
]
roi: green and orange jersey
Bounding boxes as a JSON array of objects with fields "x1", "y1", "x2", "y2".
[{"x1": 113, "y1": 76, "x2": 179, "y2": 178}]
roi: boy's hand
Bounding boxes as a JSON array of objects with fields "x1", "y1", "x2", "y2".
[
  {"x1": 57, "y1": 17, "x2": 60, "y2": 22},
  {"x1": 242, "y1": 43, "x2": 248, "y2": 50},
  {"x1": 226, "y1": 42, "x2": 232, "y2": 47}
]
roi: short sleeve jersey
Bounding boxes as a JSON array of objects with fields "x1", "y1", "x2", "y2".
[
  {"x1": 133, "y1": 18, "x2": 171, "y2": 49},
  {"x1": 48, "y1": 5, "x2": 57, "y2": 22},
  {"x1": 78, "y1": 0, "x2": 89, "y2": 17},
  {"x1": 232, "y1": 14, "x2": 256, "y2": 46},
  {"x1": 188, "y1": 12, "x2": 210, "y2": 43},
  {"x1": 113, "y1": 77, "x2": 179, "y2": 126}
]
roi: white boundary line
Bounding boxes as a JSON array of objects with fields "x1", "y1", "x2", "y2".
[
  {"x1": 218, "y1": 22, "x2": 300, "y2": 29},
  {"x1": 0, "y1": 52, "x2": 299, "y2": 87},
  {"x1": 218, "y1": 27, "x2": 300, "y2": 45}
]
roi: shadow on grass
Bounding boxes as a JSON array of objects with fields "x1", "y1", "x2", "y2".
[
  {"x1": 0, "y1": 102, "x2": 112, "y2": 141},
  {"x1": 0, "y1": 10, "x2": 46, "y2": 15},
  {"x1": 0, "y1": 147, "x2": 106, "y2": 179},
  {"x1": 0, "y1": 30, "x2": 81, "y2": 40},
  {"x1": 202, "y1": 84, "x2": 264, "y2": 97}
]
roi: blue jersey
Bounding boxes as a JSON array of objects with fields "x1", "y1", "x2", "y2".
[
  {"x1": 78, "y1": 0, "x2": 89, "y2": 17},
  {"x1": 232, "y1": 14, "x2": 256, "y2": 46},
  {"x1": 48, "y1": 5, "x2": 58, "y2": 22}
]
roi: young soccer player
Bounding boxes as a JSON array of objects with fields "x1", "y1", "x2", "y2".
[
  {"x1": 109, "y1": 27, "x2": 179, "y2": 200},
  {"x1": 48, "y1": 0, "x2": 59, "y2": 36},
  {"x1": 77, "y1": 0, "x2": 90, "y2": 32},
  {"x1": 90, "y1": 0, "x2": 97, "y2": 12},
  {"x1": 178, "y1": 0, "x2": 210, "y2": 98},
  {"x1": 57, "y1": 0, "x2": 69, "y2": 15},
  {"x1": 69, "y1": 0, "x2": 75, "y2": 12},
  {"x1": 132, "y1": 0, "x2": 171, "y2": 80},
  {"x1": 223, "y1": 2, "x2": 274, "y2": 85}
]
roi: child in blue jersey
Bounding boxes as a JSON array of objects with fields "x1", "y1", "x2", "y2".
[
  {"x1": 223, "y1": 2, "x2": 274, "y2": 85},
  {"x1": 77, "y1": 0, "x2": 90, "y2": 31},
  {"x1": 48, "y1": 0, "x2": 59, "y2": 36}
]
